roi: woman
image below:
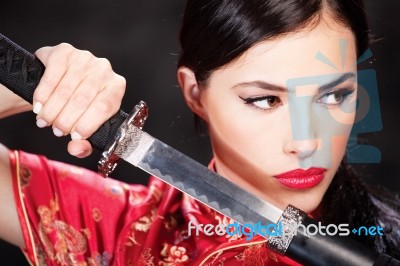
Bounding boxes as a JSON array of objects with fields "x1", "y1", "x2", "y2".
[{"x1": 0, "y1": 0, "x2": 399, "y2": 265}]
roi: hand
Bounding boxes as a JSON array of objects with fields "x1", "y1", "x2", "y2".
[{"x1": 33, "y1": 43, "x2": 126, "y2": 158}]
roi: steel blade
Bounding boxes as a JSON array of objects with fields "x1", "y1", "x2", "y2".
[{"x1": 114, "y1": 126, "x2": 282, "y2": 226}]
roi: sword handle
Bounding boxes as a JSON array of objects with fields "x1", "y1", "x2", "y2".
[
  {"x1": 0, "y1": 33, "x2": 128, "y2": 151},
  {"x1": 285, "y1": 216, "x2": 400, "y2": 266}
]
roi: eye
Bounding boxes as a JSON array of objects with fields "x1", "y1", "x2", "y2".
[
  {"x1": 322, "y1": 92, "x2": 344, "y2": 105},
  {"x1": 240, "y1": 96, "x2": 282, "y2": 110},
  {"x1": 318, "y1": 89, "x2": 355, "y2": 106}
]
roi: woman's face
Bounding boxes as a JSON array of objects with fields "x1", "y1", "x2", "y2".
[{"x1": 180, "y1": 18, "x2": 358, "y2": 214}]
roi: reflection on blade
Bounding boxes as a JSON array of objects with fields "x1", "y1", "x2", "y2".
[{"x1": 116, "y1": 127, "x2": 282, "y2": 227}]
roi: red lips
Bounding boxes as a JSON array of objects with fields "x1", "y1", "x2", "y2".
[{"x1": 274, "y1": 167, "x2": 327, "y2": 189}]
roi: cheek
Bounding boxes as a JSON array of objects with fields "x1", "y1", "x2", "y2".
[
  {"x1": 206, "y1": 100, "x2": 287, "y2": 167},
  {"x1": 315, "y1": 108, "x2": 354, "y2": 168},
  {"x1": 331, "y1": 135, "x2": 350, "y2": 163},
  {"x1": 207, "y1": 103, "x2": 256, "y2": 150}
]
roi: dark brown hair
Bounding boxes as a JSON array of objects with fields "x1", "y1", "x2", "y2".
[{"x1": 178, "y1": 0, "x2": 369, "y2": 85}]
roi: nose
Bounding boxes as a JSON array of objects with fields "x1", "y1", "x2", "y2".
[
  {"x1": 283, "y1": 138, "x2": 319, "y2": 160},
  {"x1": 284, "y1": 102, "x2": 319, "y2": 160}
]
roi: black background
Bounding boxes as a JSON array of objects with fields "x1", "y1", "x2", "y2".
[{"x1": 0, "y1": 1, "x2": 399, "y2": 265}]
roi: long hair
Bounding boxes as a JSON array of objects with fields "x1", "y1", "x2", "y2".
[
  {"x1": 178, "y1": 0, "x2": 400, "y2": 258},
  {"x1": 321, "y1": 163, "x2": 400, "y2": 258}
]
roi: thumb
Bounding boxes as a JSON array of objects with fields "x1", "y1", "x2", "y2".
[{"x1": 67, "y1": 140, "x2": 93, "y2": 158}]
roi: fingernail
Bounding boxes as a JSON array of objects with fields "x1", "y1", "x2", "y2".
[
  {"x1": 70, "y1": 150, "x2": 86, "y2": 157},
  {"x1": 36, "y1": 119, "x2": 47, "y2": 128},
  {"x1": 53, "y1": 127, "x2": 64, "y2": 137},
  {"x1": 71, "y1": 131, "x2": 83, "y2": 140},
  {"x1": 33, "y1": 102, "x2": 43, "y2": 114}
]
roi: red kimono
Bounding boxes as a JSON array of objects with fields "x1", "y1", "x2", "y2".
[{"x1": 9, "y1": 150, "x2": 300, "y2": 266}]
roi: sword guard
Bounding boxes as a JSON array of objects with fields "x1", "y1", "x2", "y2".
[
  {"x1": 266, "y1": 205, "x2": 307, "y2": 254},
  {"x1": 98, "y1": 101, "x2": 148, "y2": 177}
]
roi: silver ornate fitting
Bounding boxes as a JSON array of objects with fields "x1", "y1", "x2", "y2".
[
  {"x1": 98, "y1": 101, "x2": 148, "y2": 177},
  {"x1": 266, "y1": 204, "x2": 307, "y2": 254}
]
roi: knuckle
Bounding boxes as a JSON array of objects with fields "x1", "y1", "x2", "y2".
[
  {"x1": 47, "y1": 43, "x2": 74, "y2": 63},
  {"x1": 112, "y1": 75, "x2": 127, "y2": 97},
  {"x1": 97, "y1": 58, "x2": 112, "y2": 71},
  {"x1": 55, "y1": 85, "x2": 74, "y2": 101},
  {"x1": 57, "y1": 42, "x2": 74, "y2": 51},
  {"x1": 95, "y1": 98, "x2": 115, "y2": 115},
  {"x1": 77, "y1": 50, "x2": 94, "y2": 62},
  {"x1": 80, "y1": 49, "x2": 92, "y2": 56},
  {"x1": 115, "y1": 74, "x2": 127, "y2": 88},
  {"x1": 53, "y1": 43, "x2": 74, "y2": 58},
  {"x1": 71, "y1": 92, "x2": 92, "y2": 108}
]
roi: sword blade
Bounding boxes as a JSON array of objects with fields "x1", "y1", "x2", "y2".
[{"x1": 115, "y1": 126, "x2": 283, "y2": 226}]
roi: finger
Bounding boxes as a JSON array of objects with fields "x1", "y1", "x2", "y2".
[
  {"x1": 38, "y1": 51, "x2": 93, "y2": 134},
  {"x1": 52, "y1": 58, "x2": 112, "y2": 136},
  {"x1": 34, "y1": 46, "x2": 52, "y2": 64},
  {"x1": 33, "y1": 44, "x2": 73, "y2": 116},
  {"x1": 71, "y1": 73, "x2": 126, "y2": 140},
  {"x1": 67, "y1": 140, "x2": 93, "y2": 158}
]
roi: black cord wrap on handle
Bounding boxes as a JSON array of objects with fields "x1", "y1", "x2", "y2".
[
  {"x1": 0, "y1": 33, "x2": 128, "y2": 151},
  {"x1": 0, "y1": 34, "x2": 44, "y2": 103}
]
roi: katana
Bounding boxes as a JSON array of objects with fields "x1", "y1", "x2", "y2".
[{"x1": 0, "y1": 33, "x2": 398, "y2": 266}]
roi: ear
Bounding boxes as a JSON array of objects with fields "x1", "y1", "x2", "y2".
[{"x1": 177, "y1": 67, "x2": 208, "y2": 121}]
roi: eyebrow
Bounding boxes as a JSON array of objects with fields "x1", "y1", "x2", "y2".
[
  {"x1": 318, "y1": 72, "x2": 356, "y2": 92},
  {"x1": 231, "y1": 80, "x2": 286, "y2": 92},
  {"x1": 231, "y1": 72, "x2": 356, "y2": 93}
]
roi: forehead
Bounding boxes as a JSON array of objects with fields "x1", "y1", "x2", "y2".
[{"x1": 212, "y1": 19, "x2": 357, "y2": 85}]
